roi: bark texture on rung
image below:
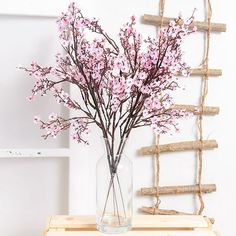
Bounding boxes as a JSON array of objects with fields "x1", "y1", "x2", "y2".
[
  {"x1": 141, "y1": 206, "x2": 193, "y2": 215},
  {"x1": 140, "y1": 184, "x2": 216, "y2": 196},
  {"x1": 139, "y1": 140, "x2": 218, "y2": 155},
  {"x1": 190, "y1": 68, "x2": 222, "y2": 76},
  {"x1": 140, "y1": 207, "x2": 215, "y2": 224},
  {"x1": 174, "y1": 104, "x2": 219, "y2": 115},
  {"x1": 142, "y1": 14, "x2": 227, "y2": 32}
]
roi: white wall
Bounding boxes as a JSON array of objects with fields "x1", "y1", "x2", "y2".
[
  {"x1": 69, "y1": 1, "x2": 234, "y2": 236},
  {"x1": 0, "y1": 0, "x2": 234, "y2": 236},
  {"x1": 0, "y1": 157, "x2": 69, "y2": 236}
]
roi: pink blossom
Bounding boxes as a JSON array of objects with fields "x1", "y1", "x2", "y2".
[
  {"x1": 27, "y1": 95, "x2": 34, "y2": 102},
  {"x1": 33, "y1": 116, "x2": 41, "y2": 124},
  {"x1": 49, "y1": 113, "x2": 58, "y2": 121}
]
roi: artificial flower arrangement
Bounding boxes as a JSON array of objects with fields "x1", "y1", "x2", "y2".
[{"x1": 22, "y1": 2, "x2": 195, "y2": 233}]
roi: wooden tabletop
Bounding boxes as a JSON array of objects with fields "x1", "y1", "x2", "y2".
[{"x1": 43, "y1": 215, "x2": 219, "y2": 236}]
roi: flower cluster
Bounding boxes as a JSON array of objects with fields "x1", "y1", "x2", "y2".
[
  {"x1": 34, "y1": 114, "x2": 89, "y2": 143},
  {"x1": 23, "y1": 2, "x2": 195, "y2": 147}
]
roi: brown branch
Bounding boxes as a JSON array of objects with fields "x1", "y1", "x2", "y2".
[
  {"x1": 139, "y1": 184, "x2": 216, "y2": 196},
  {"x1": 139, "y1": 140, "x2": 218, "y2": 155}
]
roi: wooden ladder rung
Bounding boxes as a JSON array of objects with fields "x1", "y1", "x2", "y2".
[
  {"x1": 173, "y1": 104, "x2": 219, "y2": 115},
  {"x1": 189, "y1": 68, "x2": 222, "y2": 77},
  {"x1": 139, "y1": 184, "x2": 216, "y2": 196},
  {"x1": 142, "y1": 14, "x2": 226, "y2": 32},
  {"x1": 139, "y1": 140, "x2": 218, "y2": 155}
]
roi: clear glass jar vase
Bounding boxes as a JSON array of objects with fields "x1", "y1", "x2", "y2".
[{"x1": 96, "y1": 138, "x2": 133, "y2": 233}]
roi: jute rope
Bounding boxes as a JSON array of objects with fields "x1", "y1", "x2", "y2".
[
  {"x1": 153, "y1": 134, "x2": 161, "y2": 213},
  {"x1": 153, "y1": 0, "x2": 165, "y2": 214},
  {"x1": 196, "y1": 0, "x2": 212, "y2": 215},
  {"x1": 159, "y1": 0, "x2": 165, "y2": 28}
]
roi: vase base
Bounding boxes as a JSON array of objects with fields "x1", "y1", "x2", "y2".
[
  {"x1": 96, "y1": 216, "x2": 131, "y2": 234},
  {"x1": 96, "y1": 223, "x2": 131, "y2": 234}
]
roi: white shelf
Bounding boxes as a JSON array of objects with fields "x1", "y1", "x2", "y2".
[
  {"x1": 0, "y1": 0, "x2": 70, "y2": 18},
  {"x1": 0, "y1": 148, "x2": 70, "y2": 158}
]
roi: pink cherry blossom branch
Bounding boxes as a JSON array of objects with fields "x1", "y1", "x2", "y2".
[{"x1": 22, "y1": 2, "x2": 196, "y2": 169}]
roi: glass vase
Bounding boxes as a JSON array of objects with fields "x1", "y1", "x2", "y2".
[{"x1": 96, "y1": 138, "x2": 133, "y2": 233}]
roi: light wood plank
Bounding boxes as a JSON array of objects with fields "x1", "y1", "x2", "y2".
[
  {"x1": 46, "y1": 231, "x2": 216, "y2": 236},
  {"x1": 48, "y1": 215, "x2": 210, "y2": 230},
  {"x1": 49, "y1": 216, "x2": 96, "y2": 230}
]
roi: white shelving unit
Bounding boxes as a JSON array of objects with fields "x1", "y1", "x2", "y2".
[
  {"x1": 0, "y1": 148, "x2": 71, "y2": 158},
  {"x1": 0, "y1": 8, "x2": 72, "y2": 236}
]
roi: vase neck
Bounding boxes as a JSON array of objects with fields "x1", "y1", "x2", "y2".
[{"x1": 103, "y1": 137, "x2": 128, "y2": 159}]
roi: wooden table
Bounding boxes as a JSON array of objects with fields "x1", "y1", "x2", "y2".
[{"x1": 43, "y1": 215, "x2": 220, "y2": 236}]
